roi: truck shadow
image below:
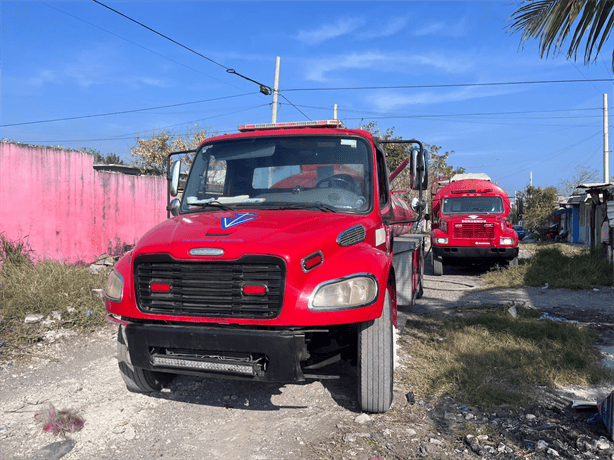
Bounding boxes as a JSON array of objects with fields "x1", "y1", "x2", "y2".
[{"x1": 144, "y1": 361, "x2": 362, "y2": 413}]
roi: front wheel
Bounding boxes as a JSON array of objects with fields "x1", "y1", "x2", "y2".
[
  {"x1": 117, "y1": 325, "x2": 174, "y2": 393},
  {"x1": 358, "y1": 290, "x2": 394, "y2": 413},
  {"x1": 433, "y1": 254, "x2": 444, "y2": 276}
]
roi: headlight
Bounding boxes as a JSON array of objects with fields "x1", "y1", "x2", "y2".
[
  {"x1": 104, "y1": 269, "x2": 124, "y2": 302},
  {"x1": 435, "y1": 238, "x2": 448, "y2": 244},
  {"x1": 500, "y1": 237, "x2": 514, "y2": 245},
  {"x1": 310, "y1": 275, "x2": 378, "y2": 310}
]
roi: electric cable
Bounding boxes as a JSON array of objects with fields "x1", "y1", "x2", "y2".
[
  {"x1": 41, "y1": 2, "x2": 245, "y2": 91},
  {"x1": 16, "y1": 104, "x2": 270, "y2": 144},
  {"x1": 1, "y1": 93, "x2": 258, "y2": 127},
  {"x1": 279, "y1": 94, "x2": 312, "y2": 120},
  {"x1": 93, "y1": 0, "x2": 272, "y2": 94},
  {"x1": 281, "y1": 79, "x2": 614, "y2": 92}
]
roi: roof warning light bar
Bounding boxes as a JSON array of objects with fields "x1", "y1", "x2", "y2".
[{"x1": 238, "y1": 120, "x2": 343, "y2": 132}]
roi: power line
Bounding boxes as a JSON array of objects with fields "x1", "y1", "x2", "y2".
[
  {"x1": 279, "y1": 94, "x2": 311, "y2": 121},
  {"x1": 282, "y1": 79, "x2": 614, "y2": 92},
  {"x1": 1, "y1": 93, "x2": 257, "y2": 127},
  {"x1": 15, "y1": 104, "x2": 271, "y2": 144},
  {"x1": 296, "y1": 104, "x2": 605, "y2": 118},
  {"x1": 93, "y1": 0, "x2": 272, "y2": 95},
  {"x1": 41, "y1": 2, "x2": 244, "y2": 91}
]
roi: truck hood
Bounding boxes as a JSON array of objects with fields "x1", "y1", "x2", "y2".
[{"x1": 134, "y1": 209, "x2": 373, "y2": 259}]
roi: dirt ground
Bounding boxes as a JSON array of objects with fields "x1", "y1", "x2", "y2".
[{"x1": 2, "y1": 255, "x2": 614, "y2": 460}]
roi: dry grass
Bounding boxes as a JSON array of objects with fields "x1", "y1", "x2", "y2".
[
  {"x1": 399, "y1": 306, "x2": 611, "y2": 410},
  {"x1": 482, "y1": 244, "x2": 613, "y2": 289},
  {"x1": 0, "y1": 235, "x2": 108, "y2": 345}
]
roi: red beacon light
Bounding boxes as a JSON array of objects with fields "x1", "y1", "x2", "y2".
[{"x1": 238, "y1": 120, "x2": 343, "y2": 132}]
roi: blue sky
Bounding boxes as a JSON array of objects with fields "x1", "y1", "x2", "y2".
[{"x1": 2, "y1": 1, "x2": 614, "y2": 197}]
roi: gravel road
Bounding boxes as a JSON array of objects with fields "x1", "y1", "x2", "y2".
[{"x1": 2, "y1": 248, "x2": 614, "y2": 460}]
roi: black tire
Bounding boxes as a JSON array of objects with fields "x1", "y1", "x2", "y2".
[
  {"x1": 358, "y1": 290, "x2": 394, "y2": 413},
  {"x1": 117, "y1": 325, "x2": 173, "y2": 393},
  {"x1": 416, "y1": 276, "x2": 424, "y2": 299},
  {"x1": 416, "y1": 250, "x2": 425, "y2": 299},
  {"x1": 433, "y1": 255, "x2": 444, "y2": 276}
]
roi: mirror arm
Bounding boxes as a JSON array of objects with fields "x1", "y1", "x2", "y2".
[{"x1": 166, "y1": 149, "x2": 196, "y2": 219}]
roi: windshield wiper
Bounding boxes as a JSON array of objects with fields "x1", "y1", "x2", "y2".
[
  {"x1": 187, "y1": 200, "x2": 233, "y2": 211},
  {"x1": 264, "y1": 202, "x2": 337, "y2": 212}
]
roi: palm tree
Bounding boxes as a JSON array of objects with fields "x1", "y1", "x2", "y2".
[{"x1": 508, "y1": 0, "x2": 614, "y2": 70}]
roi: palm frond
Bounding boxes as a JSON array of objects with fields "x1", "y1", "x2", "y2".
[{"x1": 508, "y1": 0, "x2": 614, "y2": 71}]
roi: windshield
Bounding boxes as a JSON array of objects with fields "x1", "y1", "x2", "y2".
[
  {"x1": 181, "y1": 135, "x2": 373, "y2": 214},
  {"x1": 441, "y1": 196, "x2": 504, "y2": 215}
]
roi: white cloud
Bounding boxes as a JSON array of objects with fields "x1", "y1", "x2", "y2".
[
  {"x1": 295, "y1": 18, "x2": 365, "y2": 45},
  {"x1": 24, "y1": 44, "x2": 171, "y2": 90},
  {"x1": 356, "y1": 16, "x2": 411, "y2": 40},
  {"x1": 367, "y1": 85, "x2": 524, "y2": 111},
  {"x1": 413, "y1": 16, "x2": 468, "y2": 37},
  {"x1": 27, "y1": 69, "x2": 57, "y2": 87},
  {"x1": 305, "y1": 51, "x2": 474, "y2": 82}
]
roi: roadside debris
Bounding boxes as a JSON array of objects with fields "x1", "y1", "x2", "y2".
[
  {"x1": 35, "y1": 403, "x2": 84, "y2": 437},
  {"x1": 539, "y1": 312, "x2": 578, "y2": 324}
]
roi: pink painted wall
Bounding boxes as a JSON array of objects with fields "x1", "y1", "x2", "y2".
[{"x1": 0, "y1": 142, "x2": 168, "y2": 263}]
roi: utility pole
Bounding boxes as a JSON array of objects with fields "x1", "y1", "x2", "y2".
[
  {"x1": 271, "y1": 56, "x2": 281, "y2": 124},
  {"x1": 604, "y1": 93, "x2": 610, "y2": 183},
  {"x1": 530, "y1": 171, "x2": 533, "y2": 187},
  {"x1": 333, "y1": 104, "x2": 338, "y2": 120}
]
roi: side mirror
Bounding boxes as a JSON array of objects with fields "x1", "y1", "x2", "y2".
[
  {"x1": 410, "y1": 147, "x2": 429, "y2": 191},
  {"x1": 168, "y1": 199, "x2": 181, "y2": 217},
  {"x1": 169, "y1": 160, "x2": 181, "y2": 197},
  {"x1": 411, "y1": 197, "x2": 426, "y2": 214}
]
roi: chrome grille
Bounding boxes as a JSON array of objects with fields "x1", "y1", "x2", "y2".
[
  {"x1": 453, "y1": 223, "x2": 495, "y2": 239},
  {"x1": 337, "y1": 225, "x2": 366, "y2": 247},
  {"x1": 134, "y1": 255, "x2": 285, "y2": 319}
]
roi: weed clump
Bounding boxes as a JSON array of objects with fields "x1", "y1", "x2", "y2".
[
  {"x1": 482, "y1": 244, "x2": 613, "y2": 289},
  {"x1": 0, "y1": 234, "x2": 108, "y2": 346},
  {"x1": 399, "y1": 306, "x2": 611, "y2": 410}
]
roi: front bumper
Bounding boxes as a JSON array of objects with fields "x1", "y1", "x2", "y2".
[
  {"x1": 432, "y1": 246, "x2": 518, "y2": 261},
  {"x1": 120, "y1": 319, "x2": 308, "y2": 382}
]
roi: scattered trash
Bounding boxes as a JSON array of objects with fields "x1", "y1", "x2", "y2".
[
  {"x1": 541, "y1": 283, "x2": 549, "y2": 290},
  {"x1": 35, "y1": 403, "x2": 84, "y2": 437},
  {"x1": 405, "y1": 391, "x2": 415, "y2": 404},
  {"x1": 508, "y1": 305, "x2": 518, "y2": 318},
  {"x1": 0, "y1": 339, "x2": 6, "y2": 349},
  {"x1": 536, "y1": 440, "x2": 549, "y2": 451},
  {"x1": 593, "y1": 288, "x2": 600, "y2": 292},
  {"x1": 572, "y1": 400, "x2": 598, "y2": 410},
  {"x1": 24, "y1": 313, "x2": 45, "y2": 324},
  {"x1": 525, "y1": 441, "x2": 535, "y2": 449},
  {"x1": 539, "y1": 312, "x2": 578, "y2": 324}
]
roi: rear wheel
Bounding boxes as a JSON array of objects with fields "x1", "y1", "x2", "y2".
[
  {"x1": 416, "y1": 250, "x2": 425, "y2": 299},
  {"x1": 117, "y1": 325, "x2": 173, "y2": 393},
  {"x1": 358, "y1": 290, "x2": 394, "y2": 413},
  {"x1": 433, "y1": 254, "x2": 444, "y2": 276}
]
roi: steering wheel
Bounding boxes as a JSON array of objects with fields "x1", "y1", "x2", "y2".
[{"x1": 315, "y1": 174, "x2": 360, "y2": 194}]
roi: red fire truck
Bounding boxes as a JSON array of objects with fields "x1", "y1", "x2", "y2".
[
  {"x1": 430, "y1": 173, "x2": 519, "y2": 276},
  {"x1": 104, "y1": 120, "x2": 428, "y2": 413}
]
